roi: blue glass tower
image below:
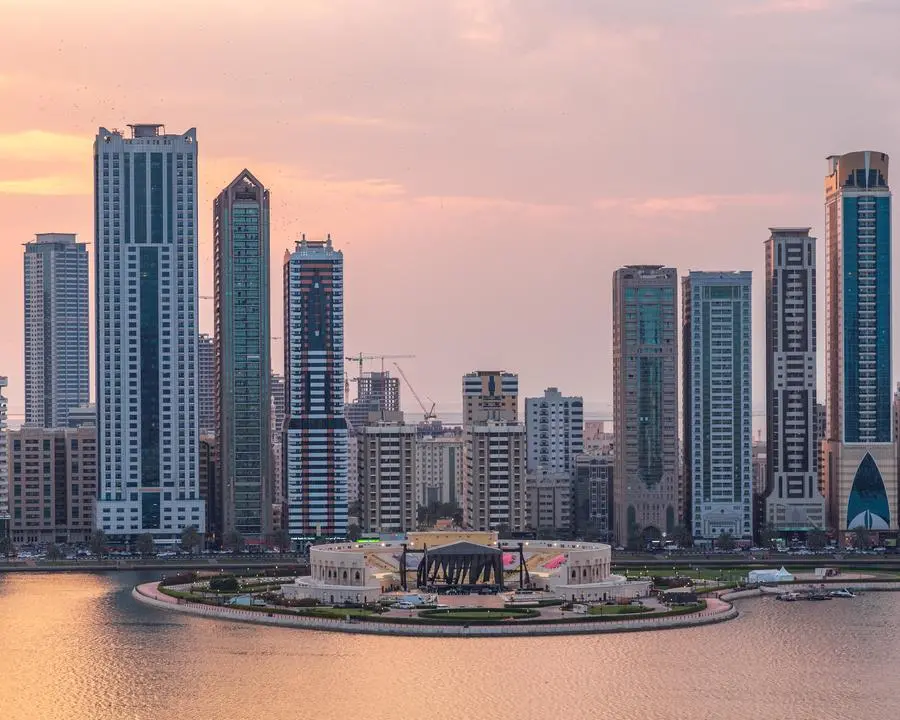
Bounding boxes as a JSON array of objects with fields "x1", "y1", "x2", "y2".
[{"x1": 823, "y1": 151, "x2": 895, "y2": 535}]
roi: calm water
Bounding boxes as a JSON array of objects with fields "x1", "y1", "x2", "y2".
[{"x1": 1, "y1": 572, "x2": 897, "y2": 720}]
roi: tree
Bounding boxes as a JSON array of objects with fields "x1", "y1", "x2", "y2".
[
  {"x1": 758, "y1": 525, "x2": 778, "y2": 550},
  {"x1": 45, "y1": 544, "x2": 63, "y2": 562},
  {"x1": 626, "y1": 523, "x2": 643, "y2": 551},
  {"x1": 669, "y1": 525, "x2": 692, "y2": 548},
  {"x1": 806, "y1": 527, "x2": 827, "y2": 552},
  {"x1": 852, "y1": 525, "x2": 871, "y2": 550},
  {"x1": 136, "y1": 533, "x2": 156, "y2": 557},
  {"x1": 347, "y1": 524, "x2": 362, "y2": 542},
  {"x1": 224, "y1": 531, "x2": 246, "y2": 553},
  {"x1": 0, "y1": 534, "x2": 11, "y2": 558},
  {"x1": 89, "y1": 530, "x2": 107, "y2": 559},
  {"x1": 715, "y1": 532, "x2": 736, "y2": 552},
  {"x1": 180, "y1": 525, "x2": 202, "y2": 555},
  {"x1": 451, "y1": 509, "x2": 464, "y2": 528}
]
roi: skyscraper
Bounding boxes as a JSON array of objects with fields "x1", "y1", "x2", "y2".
[
  {"x1": 525, "y1": 387, "x2": 584, "y2": 474},
  {"x1": 284, "y1": 235, "x2": 348, "y2": 538},
  {"x1": 214, "y1": 170, "x2": 272, "y2": 541},
  {"x1": 270, "y1": 371, "x2": 286, "y2": 526},
  {"x1": 198, "y1": 333, "x2": 215, "y2": 436},
  {"x1": 24, "y1": 233, "x2": 90, "y2": 428},
  {"x1": 682, "y1": 271, "x2": 753, "y2": 541},
  {"x1": 359, "y1": 422, "x2": 417, "y2": 533},
  {"x1": 612, "y1": 266, "x2": 679, "y2": 546},
  {"x1": 94, "y1": 125, "x2": 205, "y2": 542},
  {"x1": 764, "y1": 228, "x2": 825, "y2": 533},
  {"x1": 0, "y1": 377, "x2": 8, "y2": 535},
  {"x1": 823, "y1": 151, "x2": 896, "y2": 536}
]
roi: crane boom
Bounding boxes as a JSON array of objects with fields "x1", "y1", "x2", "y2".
[
  {"x1": 346, "y1": 352, "x2": 415, "y2": 376},
  {"x1": 393, "y1": 363, "x2": 436, "y2": 421}
]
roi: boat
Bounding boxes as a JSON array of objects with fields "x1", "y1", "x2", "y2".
[
  {"x1": 828, "y1": 588, "x2": 857, "y2": 598},
  {"x1": 760, "y1": 585, "x2": 784, "y2": 596},
  {"x1": 805, "y1": 592, "x2": 830, "y2": 601},
  {"x1": 776, "y1": 592, "x2": 800, "y2": 602}
]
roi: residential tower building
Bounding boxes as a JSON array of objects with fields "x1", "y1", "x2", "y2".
[
  {"x1": 525, "y1": 387, "x2": 583, "y2": 473},
  {"x1": 198, "y1": 333, "x2": 215, "y2": 436},
  {"x1": 358, "y1": 423, "x2": 417, "y2": 533}
]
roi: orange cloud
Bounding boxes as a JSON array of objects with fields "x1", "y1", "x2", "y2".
[
  {"x1": 593, "y1": 193, "x2": 807, "y2": 215},
  {"x1": 0, "y1": 130, "x2": 87, "y2": 163}
]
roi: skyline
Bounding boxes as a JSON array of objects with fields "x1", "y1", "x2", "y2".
[{"x1": 3, "y1": 1, "x2": 900, "y2": 424}]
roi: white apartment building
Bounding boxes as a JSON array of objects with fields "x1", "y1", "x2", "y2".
[
  {"x1": 94, "y1": 124, "x2": 205, "y2": 541},
  {"x1": 525, "y1": 387, "x2": 583, "y2": 473},
  {"x1": 24, "y1": 233, "x2": 90, "y2": 428},
  {"x1": 359, "y1": 423, "x2": 417, "y2": 533},
  {"x1": 198, "y1": 333, "x2": 215, "y2": 436},
  {"x1": 526, "y1": 468, "x2": 572, "y2": 532},
  {"x1": 416, "y1": 434, "x2": 463, "y2": 507},
  {"x1": 683, "y1": 271, "x2": 753, "y2": 541},
  {"x1": 463, "y1": 421, "x2": 527, "y2": 532}
]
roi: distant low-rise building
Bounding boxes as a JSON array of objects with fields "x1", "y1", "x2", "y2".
[{"x1": 527, "y1": 469, "x2": 572, "y2": 534}]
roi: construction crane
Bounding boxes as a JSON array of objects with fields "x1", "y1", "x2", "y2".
[
  {"x1": 345, "y1": 353, "x2": 415, "y2": 377},
  {"x1": 393, "y1": 363, "x2": 437, "y2": 422}
]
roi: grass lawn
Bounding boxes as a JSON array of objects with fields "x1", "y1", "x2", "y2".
[
  {"x1": 302, "y1": 607, "x2": 378, "y2": 618},
  {"x1": 419, "y1": 608, "x2": 538, "y2": 622},
  {"x1": 587, "y1": 604, "x2": 650, "y2": 616}
]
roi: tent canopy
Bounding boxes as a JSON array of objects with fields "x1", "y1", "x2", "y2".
[{"x1": 747, "y1": 567, "x2": 794, "y2": 583}]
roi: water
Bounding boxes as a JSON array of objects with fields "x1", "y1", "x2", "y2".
[{"x1": 1, "y1": 572, "x2": 897, "y2": 720}]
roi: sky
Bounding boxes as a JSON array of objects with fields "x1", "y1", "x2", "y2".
[{"x1": 1, "y1": 0, "x2": 900, "y2": 426}]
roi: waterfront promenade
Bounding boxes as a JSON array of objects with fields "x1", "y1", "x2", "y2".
[{"x1": 133, "y1": 581, "x2": 736, "y2": 637}]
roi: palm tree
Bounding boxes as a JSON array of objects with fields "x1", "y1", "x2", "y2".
[
  {"x1": 89, "y1": 530, "x2": 107, "y2": 559},
  {"x1": 806, "y1": 527, "x2": 827, "y2": 552},
  {"x1": 224, "y1": 531, "x2": 246, "y2": 553},
  {"x1": 852, "y1": 525, "x2": 871, "y2": 550},
  {"x1": 715, "y1": 532, "x2": 736, "y2": 552}
]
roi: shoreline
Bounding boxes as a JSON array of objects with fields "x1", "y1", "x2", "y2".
[{"x1": 132, "y1": 581, "x2": 738, "y2": 637}]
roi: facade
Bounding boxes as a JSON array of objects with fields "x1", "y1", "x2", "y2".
[
  {"x1": 271, "y1": 372, "x2": 286, "y2": 521},
  {"x1": 764, "y1": 228, "x2": 825, "y2": 532},
  {"x1": 462, "y1": 371, "x2": 518, "y2": 424},
  {"x1": 214, "y1": 170, "x2": 272, "y2": 540},
  {"x1": 67, "y1": 403, "x2": 96, "y2": 428},
  {"x1": 526, "y1": 469, "x2": 572, "y2": 533},
  {"x1": 8, "y1": 426, "x2": 98, "y2": 545},
  {"x1": 416, "y1": 434, "x2": 464, "y2": 507},
  {"x1": 822, "y1": 151, "x2": 896, "y2": 536},
  {"x1": 347, "y1": 434, "x2": 359, "y2": 508},
  {"x1": 356, "y1": 371, "x2": 400, "y2": 414},
  {"x1": 198, "y1": 436, "x2": 218, "y2": 540},
  {"x1": 682, "y1": 271, "x2": 753, "y2": 541},
  {"x1": 198, "y1": 333, "x2": 215, "y2": 436},
  {"x1": 816, "y1": 402, "x2": 826, "y2": 499},
  {"x1": 462, "y1": 421, "x2": 527, "y2": 532},
  {"x1": 284, "y1": 236, "x2": 348, "y2": 538},
  {"x1": 358, "y1": 423, "x2": 417, "y2": 533},
  {"x1": 572, "y1": 452, "x2": 613, "y2": 541},
  {"x1": 94, "y1": 124, "x2": 205, "y2": 541},
  {"x1": 24, "y1": 233, "x2": 90, "y2": 428},
  {"x1": 0, "y1": 377, "x2": 8, "y2": 531},
  {"x1": 612, "y1": 265, "x2": 679, "y2": 545},
  {"x1": 525, "y1": 387, "x2": 584, "y2": 473}
]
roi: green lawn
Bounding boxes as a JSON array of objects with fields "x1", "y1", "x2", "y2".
[
  {"x1": 418, "y1": 608, "x2": 538, "y2": 622},
  {"x1": 587, "y1": 604, "x2": 650, "y2": 616},
  {"x1": 302, "y1": 607, "x2": 379, "y2": 618}
]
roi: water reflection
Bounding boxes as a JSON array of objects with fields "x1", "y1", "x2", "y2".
[{"x1": 1, "y1": 572, "x2": 897, "y2": 719}]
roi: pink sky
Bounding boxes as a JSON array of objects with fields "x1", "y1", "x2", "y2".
[{"x1": 1, "y1": 0, "x2": 899, "y2": 424}]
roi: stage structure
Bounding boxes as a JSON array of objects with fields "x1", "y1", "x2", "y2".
[{"x1": 402, "y1": 541, "x2": 530, "y2": 591}]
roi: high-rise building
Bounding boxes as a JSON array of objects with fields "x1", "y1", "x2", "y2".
[
  {"x1": 683, "y1": 271, "x2": 753, "y2": 541},
  {"x1": 93, "y1": 124, "x2": 205, "y2": 541},
  {"x1": 525, "y1": 387, "x2": 584, "y2": 473},
  {"x1": 8, "y1": 426, "x2": 98, "y2": 545},
  {"x1": 823, "y1": 151, "x2": 896, "y2": 535},
  {"x1": 270, "y1": 372, "x2": 286, "y2": 524},
  {"x1": 815, "y1": 402, "x2": 827, "y2": 498},
  {"x1": 198, "y1": 436, "x2": 218, "y2": 540},
  {"x1": 416, "y1": 434, "x2": 464, "y2": 507},
  {"x1": 0, "y1": 377, "x2": 8, "y2": 533},
  {"x1": 763, "y1": 228, "x2": 825, "y2": 532},
  {"x1": 572, "y1": 452, "x2": 613, "y2": 541},
  {"x1": 526, "y1": 468, "x2": 572, "y2": 533},
  {"x1": 284, "y1": 235, "x2": 348, "y2": 538},
  {"x1": 612, "y1": 265, "x2": 679, "y2": 545},
  {"x1": 198, "y1": 333, "x2": 215, "y2": 436},
  {"x1": 356, "y1": 371, "x2": 400, "y2": 414},
  {"x1": 358, "y1": 423, "x2": 417, "y2": 533},
  {"x1": 24, "y1": 233, "x2": 90, "y2": 428},
  {"x1": 463, "y1": 421, "x2": 527, "y2": 532},
  {"x1": 67, "y1": 403, "x2": 96, "y2": 428},
  {"x1": 462, "y1": 371, "x2": 518, "y2": 424},
  {"x1": 214, "y1": 170, "x2": 272, "y2": 541}
]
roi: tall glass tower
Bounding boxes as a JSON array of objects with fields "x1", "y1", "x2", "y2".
[
  {"x1": 24, "y1": 233, "x2": 90, "y2": 428},
  {"x1": 612, "y1": 266, "x2": 679, "y2": 546},
  {"x1": 214, "y1": 169, "x2": 272, "y2": 541},
  {"x1": 93, "y1": 125, "x2": 205, "y2": 542},
  {"x1": 682, "y1": 271, "x2": 753, "y2": 541},
  {"x1": 823, "y1": 151, "x2": 895, "y2": 535},
  {"x1": 284, "y1": 235, "x2": 347, "y2": 538}
]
